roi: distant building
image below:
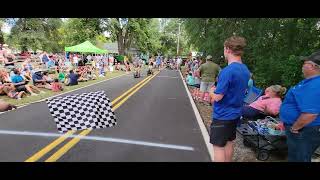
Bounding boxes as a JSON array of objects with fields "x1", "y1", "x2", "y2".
[
  {"x1": 103, "y1": 42, "x2": 141, "y2": 57},
  {"x1": 103, "y1": 42, "x2": 119, "y2": 54}
]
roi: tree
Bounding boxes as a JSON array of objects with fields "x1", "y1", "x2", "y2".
[
  {"x1": 8, "y1": 18, "x2": 46, "y2": 51},
  {"x1": 0, "y1": 18, "x2": 5, "y2": 44},
  {"x1": 59, "y1": 18, "x2": 103, "y2": 47},
  {"x1": 159, "y1": 18, "x2": 190, "y2": 56},
  {"x1": 7, "y1": 18, "x2": 64, "y2": 52},
  {"x1": 102, "y1": 18, "x2": 162, "y2": 56},
  {"x1": 184, "y1": 18, "x2": 320, "y2": 88},
  {"x1": 42, "y1": 18, "x2": 63, "y2": 52}
]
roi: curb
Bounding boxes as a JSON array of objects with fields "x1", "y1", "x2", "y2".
[{"x1": 178, "y1": 70, "x2": 214, "y2": 162}]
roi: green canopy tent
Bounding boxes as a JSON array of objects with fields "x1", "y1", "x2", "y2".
[{"x1": 65, "y1": 41, "x2": 107, "y2": 54}]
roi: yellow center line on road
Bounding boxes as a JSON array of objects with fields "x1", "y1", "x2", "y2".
[
  {"x1": 24, "y1": 130, "x2": 75, "y2": 162},
  {"x1": 112, "y1": 72, "x2": 159, "y2": 110},
  {"x1": 111, "y1": 75, "x2": 153, "y2": 105},
  {"x1": 44, "y1": 71, "x2": 160, "y2": 162},
  {"x1": 24, "y1": 74, "x2": 155, "y2": 162}
]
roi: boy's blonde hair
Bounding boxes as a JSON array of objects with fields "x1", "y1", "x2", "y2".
[{"x1": 224, "y1": 36, "x2": 247, "y2": 56}]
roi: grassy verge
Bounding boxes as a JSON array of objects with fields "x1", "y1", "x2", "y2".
[{"x1": 1, "y1": 71, "x2": 126, "y2": 106}]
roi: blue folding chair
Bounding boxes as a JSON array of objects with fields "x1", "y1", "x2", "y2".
[{"x1": 244, "y1": 86, "x2": 263, "y2": 105}]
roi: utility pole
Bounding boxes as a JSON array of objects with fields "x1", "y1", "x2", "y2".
[{"x1": 177, "y1": 22, "x2": 181, "y2": 56}]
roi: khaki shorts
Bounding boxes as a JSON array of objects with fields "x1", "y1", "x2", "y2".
[{"x1": 200, "y1": 82, "x2": 214, "y2": 93}]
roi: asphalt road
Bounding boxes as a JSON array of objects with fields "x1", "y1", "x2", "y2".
[{"x1": 0, "y1": 69, "x2": 211, "y2": 162}]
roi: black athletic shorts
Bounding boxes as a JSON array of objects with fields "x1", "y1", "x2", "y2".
[
  {"x1": 191, "y1": 84, "x2": 200, "y2": 88},
  {"x1": 15, "y1": 85, "x2": 27, "y2": 92},
  {"x1": 210, "y1": 117, "x2": 240, "y2": 147}
]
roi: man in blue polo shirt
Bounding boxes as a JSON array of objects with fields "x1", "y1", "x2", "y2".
[
  {"x1": 280, "y1": 51, "x2": 320, "y2": 162},
  {"x1": 210, "y1": 36, "x2": 250, "y2": 162}
]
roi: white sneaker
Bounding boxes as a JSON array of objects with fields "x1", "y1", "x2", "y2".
[
  {"x1": 40, "y1": 91, "x2": 45, "y2": 94},
  {"x1": 31, "y1": 93, "x2": 38, "y2": 96}
]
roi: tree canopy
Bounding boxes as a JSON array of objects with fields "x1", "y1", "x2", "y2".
[{"x1": 184, "y1": 18, "x2": 320, "y2": 88}]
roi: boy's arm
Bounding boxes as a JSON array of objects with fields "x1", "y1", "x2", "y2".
[
  {"x1": 211, "y1": 86, "x2": 224, "y2": 102},
  {"x1": 12, "y1": 81, "x2": 25, "y2": 86}
]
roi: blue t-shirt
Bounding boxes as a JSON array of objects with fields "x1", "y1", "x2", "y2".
[
  {"x1": 156, "y1": 57, "x2": 161, "y2": 65},
  {"x1": 213, "y1": 62, "x2": 250, "y2": 120},
  {"x1": 11, "y1": 74, "x2": 24, "y2": 83},
  {"x1": 280, "y1": 75, "x2": 320, "y2": 127},
  {"x1": 32, "y1": 73, "x2": 43, "y2": 84},
  {"x1": 69, "y1": 73, "x2": 79, "y2": 85},
  {"x1": 42, "y1": 55, "x2": 49, "y2": 63},
  {"x1": 46, "y1": 60, "x2": 55, "y2": 68}
]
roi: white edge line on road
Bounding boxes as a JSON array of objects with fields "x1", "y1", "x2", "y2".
[
  {"x1": 0, "y1": 129, "x2": 194, "y2": 151},
  {"x1": 0, "y1": 73, "x2": 129, "y2": 115},
  {"x1": 178, "y1": 70, "x2": 214, "y2": 161}
]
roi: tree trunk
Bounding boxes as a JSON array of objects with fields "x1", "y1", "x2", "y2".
[{"x1": 117, "y1": 34, "x2": 125, "y2": 55}]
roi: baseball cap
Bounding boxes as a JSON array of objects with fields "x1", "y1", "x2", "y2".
[
  {"x1": 206, "y1": 55, "x2": 213, "y2": 60},
  {"x1": 300, "y1": 51, "x2": 320, "y2": 66}
]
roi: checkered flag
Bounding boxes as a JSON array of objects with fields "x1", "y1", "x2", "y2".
[{"x1": 46, "y1": 91, "x2": 117, "y2": 133}]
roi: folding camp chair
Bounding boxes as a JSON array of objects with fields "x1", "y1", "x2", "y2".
[{"x1": 244, "y1": 86, "x2": 263, "y2": 105}]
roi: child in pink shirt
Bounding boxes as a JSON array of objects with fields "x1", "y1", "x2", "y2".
[
  {"x1": 242, "y1": 85, "x2": 287, "y2": 119},
  {"x1": 51, "y1": 78, "x2": 63, "y2": 92}
]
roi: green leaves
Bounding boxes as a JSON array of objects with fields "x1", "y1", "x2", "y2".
[
  {"x1": 6, "y1": 18, "x2": 63, "y2": 52},
  {"x1": 184, "y1": 18, "x2": 320, "y2": 88},
  {"x1": 59, "y1": 18, "x2": 103, "y2": 47}
]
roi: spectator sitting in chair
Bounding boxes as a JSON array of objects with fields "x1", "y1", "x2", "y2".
[
  {"x1": 2, "y1": 85, "x2": 26, "y2": 100},
  {"x1": 32, "y1": 70, "x2": 52, "y2": 90},
  {"x1": 11, "y1": 68, "x2": 42, "y2": 96},
  {"x1": 76, "y1": 69, "x2": 88, "y2": 82},
  {"x1": 41, "y1": 52, "x2": 50, "y2": 65},
  {"x1": 0, "y1": 69, "x2": 12, "y2": 83},
  {"x1": 21, "y1": 65, "x2": 32, "y2": 82},
  {"x1": 65, "y1": 70, "x2": 79, "y2": 86},
  {"x1": 51, "y1": 78, "x2": 63, "y2": 92},
  {"x1": 86, "y1": 71, "x2": 96, "y2": 80},
  {"x1": 0, "y1": 81, "x2": 20, "y2": 99},
  {"x1": 42, "y1": 71, "x2": 54, "y2": 83},
  {"x1": 241, "y1": 85, "x2": 287, "y2": 120},
  {"x1": 46, "y1": 57, "x2": 56, "y2": 69},
  {"x1": 3, "y1": 56, "x2": 15, "y2": 69},
  {"x1": 57, "y1": 69, "x2": 65, "y2": 83}
]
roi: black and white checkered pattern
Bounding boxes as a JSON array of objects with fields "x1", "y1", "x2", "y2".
[{"x1": 46, "y1": 91, "x2": 117, "y2": 133}]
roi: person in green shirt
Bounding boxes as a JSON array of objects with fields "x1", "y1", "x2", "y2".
[
  {"x1": 197, "y1": 55, "x2": 221, "y2": 104},
  {"x1": 57, "y1": 69, "x2": 65, "y2": 83}
]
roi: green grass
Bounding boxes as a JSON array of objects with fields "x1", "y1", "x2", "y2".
[{"x1": 1, "y1": 71, "x2": 126, "y2": 106}]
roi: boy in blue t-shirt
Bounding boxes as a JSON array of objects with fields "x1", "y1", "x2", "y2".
[{"x1": 210, "y1": 36, "x2": 250, "y2": 162}]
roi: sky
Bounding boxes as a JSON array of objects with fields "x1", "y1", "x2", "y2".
[{"x1": 1, "y1": 22, "x2": 12, "y2": 34}]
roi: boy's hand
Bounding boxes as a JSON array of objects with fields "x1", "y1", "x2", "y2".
[{"x1": 210, "y1": 86, "x2": 216, "y2": 93}]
